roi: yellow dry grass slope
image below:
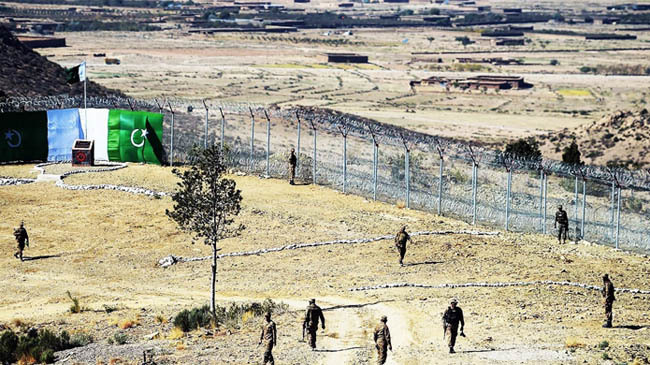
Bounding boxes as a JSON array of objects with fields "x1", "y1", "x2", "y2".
[{"x1": 1, "y1": 163, "x2": 649, "y2": 364}]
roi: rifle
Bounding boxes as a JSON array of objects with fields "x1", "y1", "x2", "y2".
[
  {"x1": 442, "y1": 324, "x2": 446, "y2": 340},
  {"x1": 301, "y1": 322, "x2": 306, "y2": 342}
]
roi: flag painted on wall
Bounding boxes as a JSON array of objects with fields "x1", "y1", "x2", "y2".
[
  {"x1": 80, "y1": 108, "x2": 109, "y2": 161},
  {"x1": 107, "y1": 109, "x2": 164, "y2": 165},
  {"x1": 0, "y1": 112, "x2": 48, "y2": 162},
  {"x1": 46, "y1": 108, "x2": 83, "y2": 162}
]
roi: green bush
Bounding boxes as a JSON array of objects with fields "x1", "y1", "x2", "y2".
[
  {"x1": 174, "y1": 305, "x2": 212, "y2": 332},
  {"x1": 70, "y1": 332, "x2": 93, "y2": 347},
  {"x1": 599, "y1": 340, "x2": 610, "y2": 349},
  {"x1": 0, "y1": 330, "x2": 18, "y2": 364},
  {"x1": 40, "y1": 349, "x2": 55, "y2": 363},
  {"x1": 108, "y1": 332, "x2": 128, "y2": 345},
  {"x1": 0, "y1": 328, "x2": 91, "y2": 363}
]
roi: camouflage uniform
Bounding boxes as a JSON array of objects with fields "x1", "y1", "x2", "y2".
[
  {"x1": 289, "y1": 149, "x2": 297, "y2": 185},
  {"x1": 260, "y1": 315, "x2": 277, "y2": 365},
  {"x1": 554, "y1": 207, "x2": 569, "y2": 243},
  {"x1": 13, "y1": 224, "x2": 28, "y2": 261},
  {"x1": 442, "y1": 301, "x2": 464, "y2": 353},
  {"x1": 373, "y1": 316, "x2": 392, "y2": 365},
  {"x1": 602, "y1": 275, "x2": 616, "y2": 328},
  {"x1": 394, "y1": 226, "x2": 410, "y2": 265},
  {"x1": 304, "y1": 300, "x2": 325, "y2": 350}
]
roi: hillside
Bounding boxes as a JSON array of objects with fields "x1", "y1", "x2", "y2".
[
  {"x1": 539, "y1": 109, "x2": 650, "y2": 169},
  {"x1": 0, "y1": 24, "x2": 121, "y2": 99},
  {"x1": 0, "y1": 163, "x2": 649, "y2": 364}
]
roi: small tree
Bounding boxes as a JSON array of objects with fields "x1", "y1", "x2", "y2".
[
  {"x1": 503, "y1": 137, "x2": 542, "y2": 161},
  {"x1": 562, "y1": 140, "x2": 582, "y2": 165},
  {"x1": 166, "y1": 145, "x2": 244, "y2": 319}
]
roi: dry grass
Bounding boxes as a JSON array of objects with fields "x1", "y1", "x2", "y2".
[
  {"x1": 1, "y1": 164, "x2": 649, "y2": 363},
  {"x1": 155, "y1": 314, "x2": 168, "y2": 324},
  {"x1": 167, "y1": 327, "x2": 185, "y2": 340},
  {"x1": 565, "y1": 337, "x2": 586, "y2": 348},
  {"x1": 17, "y1": 355, "x2": 36, "y2": 365},
  {"x1": 118, "y1": 318, "x2": 140, "y2": 330}
]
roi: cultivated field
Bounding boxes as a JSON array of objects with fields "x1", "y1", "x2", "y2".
[{"x1": 1, "y1": 164, "x2": 649, "y2": 364}]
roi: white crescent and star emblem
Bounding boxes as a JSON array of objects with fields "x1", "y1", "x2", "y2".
[
  {"x1": 130, "y1": 128, "x2": 148, "y2": 148},
  {"x1": 4, "y1": 129, "x2": 22, "y2": 148}
]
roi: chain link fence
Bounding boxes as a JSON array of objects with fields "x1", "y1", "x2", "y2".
[{"x1": 2, "y1": 95, "x2": 649, "y2": 253}]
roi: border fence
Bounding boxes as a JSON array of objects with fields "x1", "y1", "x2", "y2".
[{"x1": 2, "y1": 95, "x2": 649, "y2": 253}]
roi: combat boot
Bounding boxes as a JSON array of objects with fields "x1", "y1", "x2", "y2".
[
  {"x1": 449, "y1": 347, "x2": 455, "y2": 354},
  {"x1": 602, "y1": 322, "x2": 612, "y2": 328}
]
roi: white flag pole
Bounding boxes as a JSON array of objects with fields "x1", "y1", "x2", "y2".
[{"x1": 82, "y1": 61, "x2": 87, "y2": 128}]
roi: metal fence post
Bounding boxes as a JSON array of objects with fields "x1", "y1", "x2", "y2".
[
  {"x1": 249, "y1": 108, "x2": 255, "y2": 172},
  {"x1": 543, "y1": 172, "x2": 547, "y2": 234},
  {"x1": 505, "y1": 169, "x2": 512, "y2": 231},
  {"x1": 166, "y1": 100, "x2": 174, "y2": 167},
  {"x1": 219, "y1": 107, "x2": 225, "y2": 154},
  {"x1": 404, "y1": 145, "x2": 410, "y2": 209},
  {"x1": 296, "y1": 113, "x2": 301, "y2": 172},
  {"x1": 472, "y1": 163, "x2": 477, "y2": 225},
  {"x1": 539, "y1": 170, "x2": 544, "y2": 232},
  {"x1": 574, "y1": 175, "x2": 579, "y2": 239},
  {"x1": 310, "y1": 121, "x2": 317, "y2": 185},
  {"x1": 343, "y1": 135, "x2": 347, "y2": 193},
  {"x1": 581, "y1": 179, "x2": 587, "y2": 239},
  {"x1": 615, "y1": 186, "x2": 621, "y2": 249},
  {"x1": 609, "y1": 181, "x2": 615, "y2": 238},
  {"x1": 264, "y1": 111, "x2": 271, "y2": 177},
  {"x1": 438, "y1": 158, "x2": 443, "y2": 215},
  {"x1": 373, "y1": 142, "x2": 378, "y2": 201},
  {"x1": 202, "y1": 99, "x2": 208, "y2": 149}
]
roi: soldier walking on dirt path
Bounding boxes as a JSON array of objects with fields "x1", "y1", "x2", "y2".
[
  {"x1": 442, "y1": 298, "x2": 465, "y2": 354},
  {"x1": 602, "y1": 274, "x2": 616, "y2": 328},
  {"x1": 554, "y1": 205, "x2": 569, "y2": 244},
  {"x1": 394, "y1": 226, "x2": 411, "y2": 266},
  {"x1": 13, "y1": 221, "x2": 29, "y2": 262},
  {"x1": 259, "y1": 312, "x2": 277, "y2": 365},
  {"x1": 303, "y1": 299, "x2": 325, "y2": 350},
  {"x1": 288, "y1": 148, "x2": 297, "y2": 185},
  {"x1": 373, "y1": 315, "x2": 392, "y2": 365}
]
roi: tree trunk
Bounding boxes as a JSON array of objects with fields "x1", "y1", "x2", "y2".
[{"x1": 210, "y1": 243, "x2": 217, "y2": 319}]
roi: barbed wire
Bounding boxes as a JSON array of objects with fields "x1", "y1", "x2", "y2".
[{"x1": 1, "y1": 94, "x2": 649, "y2": 190}]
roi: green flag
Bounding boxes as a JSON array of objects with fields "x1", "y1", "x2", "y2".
[
  {"x1": 107, "y1": 109, "x2": 164, "y2": 164},
  {"x1": 0, "y1": 112, "x2": 48, "y2": 162},
  {"x1": 65, "y1": 64, "x2": 80, "y2": 84}
]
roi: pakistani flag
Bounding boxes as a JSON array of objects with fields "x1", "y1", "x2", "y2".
[
  {"x1": 65, "y1": 61, "x2": 86, "y2": 84},
  {"x1": 0, "y1": 112, "x2": 48, "y2": 162},
  {"x1": 107, "y1": 109, "x2": 164, "y2": 165}
]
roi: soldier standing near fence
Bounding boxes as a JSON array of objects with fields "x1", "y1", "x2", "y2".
[
  {"x1": 13, "y1": 221, "x2": 29, "y2": 262},
  {"x1": 373, "y1": 315, "x2": 392, "y2": 364},
  {"x1": 303, "y1": 299, "x2": 325, "y2": 350},
  {"x1": 394, "y1": 226, "x2": 411, "y2": 266},
  {"x1": 554, "y1": 205, "x2": 569, "y2": 244},
  {"x1": 602, "y1": 274, "x2": 616, "y2": 328},
  {"x1": 288, "y1": 148, "x2": 297, "y2": 185},
  {"x1": 442, "y1": 298, "x2": 465, "y2": 354},
  {"x1": 259, "y1": 312, "x2": 277, "y2": 365}
]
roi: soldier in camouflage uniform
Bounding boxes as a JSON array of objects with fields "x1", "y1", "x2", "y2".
[
  {"x1": 373, "y1": 315, "x2": 392, "y2": 365},
  {"x1": 394, "y1": 226, "x2": 411, "y2": 266},
  {"x1": 13, "y1": 221, "x2": 29, "y2": 262},
  {"x1": 288, "y1": 148, "x2": 297, "y2": 185},
  {"x1": 554, "y1": 205, "x2": 569, "y2": 244},
  {"x1": 303, "y1": 299, "x2": 325, "y2": 350},
  {"x1": 259, "y1": 312, "x2": 277, "y2": 365},
  {"x1": 442, "y1": 298, "x2": 464, "y2": 354},
  {"x1": 601, "y1": 274, "x2": 616, "y2": 328}
]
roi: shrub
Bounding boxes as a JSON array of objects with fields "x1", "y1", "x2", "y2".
[
  {"x1": 66, "y1": 291, "x2": 81, "y2": 314},
  {"x1": 599, "y1": 340, "x2": 610, "y2": 349},
  {"x1": 69, "y1": 333, "x2": 93, "y2": 347},
  {"x1": 108, "y1": 332, "x2": 128, "y2": 345},
  {"x1": 0, "y1": 330, "x2": 19, "y2": 364},
  {"x1": 550, "y1": 59, "x2": 559, "y2": 66},
  {"x1": 602, "y1": 352, "x2": 611, "y2": 360},
  {"x1": 39, "y1": 349, "x2": 55, "y2": 363}
]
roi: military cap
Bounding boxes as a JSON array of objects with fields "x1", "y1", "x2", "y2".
[
  {"x1": 380, "y1": 315, "x2": 387, "y2": 322},
  {"x1": 450, "y1": 298, "x2": 458, "y2": 304},
  {"x1": 309, "y1": 298, "x2": 315, "y2": 304}
]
